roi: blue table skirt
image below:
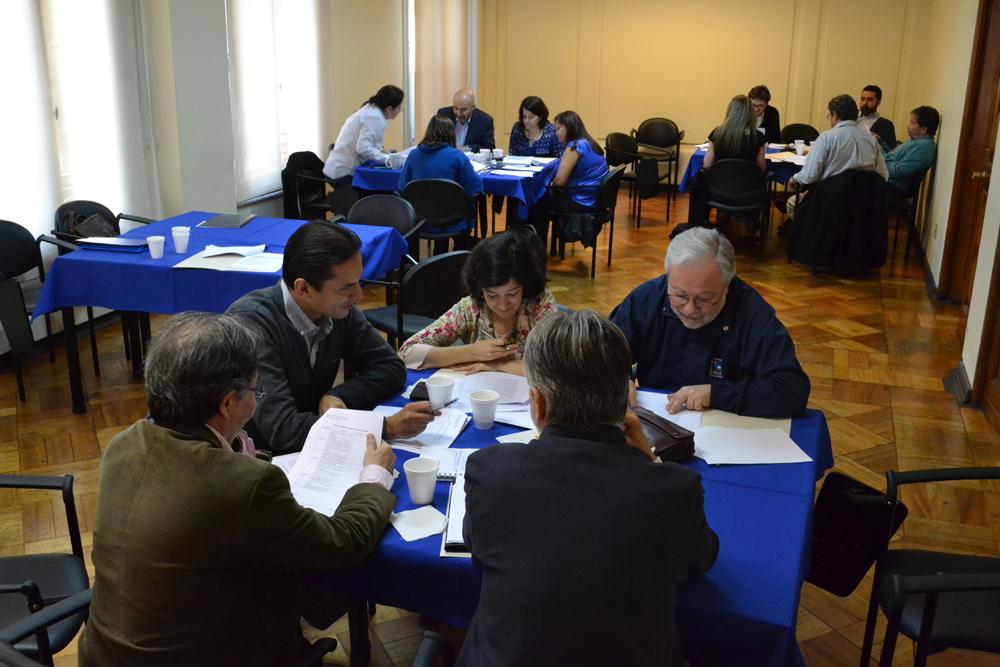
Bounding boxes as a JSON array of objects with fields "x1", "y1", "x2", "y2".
[
  {"x1": 317, "y1": 370, "x2": 831, "y2": 666},
  {"x1": 679, "y1": 147, "x2": 802, "y2": 192},
  {"x1": 352, "y1": 160, "x2": 559, "y2": 220},
  {"x1": 33, "y1": 211, "x2": 408, "y2": 316}
]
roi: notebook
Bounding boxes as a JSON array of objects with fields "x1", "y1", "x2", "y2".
[
  {"x1": 442, "y1": 477, "x2": 469, "y2": 553},
  {"x1": 197, "y1": 213, "x2": 258, "y2": 229},
  {"x1": 77, "y1": 237, "x2": 149, "y2": 252}
]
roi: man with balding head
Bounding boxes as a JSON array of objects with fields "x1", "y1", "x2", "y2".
[{"x1": 436, "y1": 88, "x2": 495, "y2": 152}]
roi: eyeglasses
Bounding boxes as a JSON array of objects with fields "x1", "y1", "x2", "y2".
[
  {"x1": 248, "y1": 386, "x2": 267, "y2": 401},
  {"x1": 667, "y1": 291, "x2": 724, "y2": 309}
]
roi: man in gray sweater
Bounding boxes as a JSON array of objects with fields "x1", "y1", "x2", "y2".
[{"x1": 228, "y1": 221, "x2": 434, "y2": 454}]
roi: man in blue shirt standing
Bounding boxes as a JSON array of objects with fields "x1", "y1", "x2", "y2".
[
  {"x1": 610, "y1": 227, "x2": 809, "y2": 419},
  {"x1": 883, "y1": 105, "x2": 939, "y2": 195}
]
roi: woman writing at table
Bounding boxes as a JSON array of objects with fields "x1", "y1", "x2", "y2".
[
  {"x1": 398, "y1": 228, "x2": 557, "y2": 375},
  {"x1": 687, "y1": 95, "x2": 766, "y2": 228},
  {"x1": 398, "y1": 115, "x2": 484, "y2": 252},
  {"x1": 323, "y1": 84, "x2": 404, "y2": 187},
  {"x1": 508, "y1": 96, "x2": 564, "y2": 157}
]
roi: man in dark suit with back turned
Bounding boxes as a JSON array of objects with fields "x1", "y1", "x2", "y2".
[
  {"x1": 436, "y1": 88, "x2": 495, "y2": 152},
  {"x1": 459, "y1": 309, "x2": 719, "y2": 666}
]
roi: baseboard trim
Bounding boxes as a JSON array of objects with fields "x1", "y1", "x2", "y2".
[{"x1": 944, "y1": 362, "x2": 973, "y2": 405}]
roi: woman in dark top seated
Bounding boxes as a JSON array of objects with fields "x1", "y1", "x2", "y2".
[
  {"x1": 704, "y1": 95, "x2": 767, "y2": 170},
  {"x1": 508, "y1": 96, "x2": 564, "y2": 158}
]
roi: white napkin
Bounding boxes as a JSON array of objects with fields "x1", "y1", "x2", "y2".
[{"x1": 390, "y1": 506, "x2": 447, "y2": 541}]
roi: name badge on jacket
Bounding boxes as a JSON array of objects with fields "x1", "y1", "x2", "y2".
[{"x1": 709, "y1": 357, "x2": 724, "y2": 380}]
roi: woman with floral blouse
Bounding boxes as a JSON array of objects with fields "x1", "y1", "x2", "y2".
[{"x1": 398, "y1": 228, "x2": 557, "y2": 375}]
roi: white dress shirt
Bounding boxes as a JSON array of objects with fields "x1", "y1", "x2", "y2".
[
  {"x1": 794, "y1": 120, "x2": 888, "y2": 186},
  {"x1": 323, "y1": 103, "x2": 390, "y2": 180}
]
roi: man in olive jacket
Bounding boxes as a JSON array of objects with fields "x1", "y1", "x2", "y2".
[{"x1": 79, "y1": 313, "x2": 396, "y2": 666}]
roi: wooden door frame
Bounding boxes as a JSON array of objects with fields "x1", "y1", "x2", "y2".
[
  {"x1": 973, "y1": 229, "x2": 1000, "y2": 422},
  {"x1": 937, "y1": 0, "x2": 993, "y2": 302}
]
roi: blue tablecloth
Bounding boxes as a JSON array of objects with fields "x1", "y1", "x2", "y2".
[
  {"x1": 33, "y1": 211, "x2": 408, "y2": 316},
  {"x1": 320, "y1": 370, "x2": 832, "y2": 666},
  {"x1": 352, "y1": 160, "x2": 560, "y2": 220},
  {"x1": 679, "y1": 147, "x2": 803, "y2": 192}
]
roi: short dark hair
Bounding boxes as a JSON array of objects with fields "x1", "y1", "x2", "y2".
[
  {"x1": 366, "y1": 85, "x2": 404, "y2": 112},
  {"x1": 553, "y1": 110, "x2": 603, "y2": 156},
  {"x1": 281, "y1": 221, "x2": 361, "y2": 290},
  {"x1": 828, "y1": 94, "x2": 859, "y2": 122},
  {"x1": 862, "y1": 84, "x2": 883, "y2": 101},
  {"x1": 911, "y1": 105, "x2": 940, "y2": 137},
  {"x1": 523, "y1": 310, "x2": 632, "y2": 428},
  {"x1": 145, "y1": 312, "x2": 258, "y2": 428},
  {"x1": 420, "y1": 115, "x2": 456, "y2": 148},
  {"x1": 515, "y1": 96, "x2": 550, "y2": 133},
  {"x1": 464, "y1": 227, "x2": 547, "y2": 309},
  {"x1": 748, "y1": 85, "x2": 771, "y2": 102}
]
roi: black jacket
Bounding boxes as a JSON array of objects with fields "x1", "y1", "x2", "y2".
[
  {"x1": 761, "y1": 105, "x2": 781, "y2": 143},
  {"x1": 870, "y1": 116, "x2": 897, "y2": 150},
  {"x1": 610, "y1": 275, "x2": 810, "y2": 418},
  {"x1": 459, "y1": 425, "x2": 718, "y2": 666},
  {"x1": 435, "y1": 106, "x2": 496, "y2": 152}
]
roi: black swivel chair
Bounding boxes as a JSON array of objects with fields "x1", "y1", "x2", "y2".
[
  {"x1": 0, "y1": 222, "x2": 99, "y2": 401},
  {"x1": 402, "y1": 179, "x2": 472, "y2": 257},
  {"x1": 779, "y1": 123, "x2": 820, "y2": 144},
  {"x1": 858, "y1": 467, "x2": 1000, "y2": 667},
  {"x1": 631, "y1": 117, "x2": 684, "y2": 222},
  {"x1": 0, "y1": 474, "x2": 89, "y2": 666},
  {"x1": 702, "y1": 160, "x2": 770, "y2": 259},
  {"x1": 547, "y1": 165, "x2": 626, "y2": 279},
  {"x1": 363, "y1": 250, "x2": 470, "y2": 348}
]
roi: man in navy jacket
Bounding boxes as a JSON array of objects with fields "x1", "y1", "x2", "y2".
[
  {"x1": 436, "y1": 88, "x2": 495, "y2": 152},
  {"x1": 611, "y1": 227, "x2": 809, "y2": 418}
]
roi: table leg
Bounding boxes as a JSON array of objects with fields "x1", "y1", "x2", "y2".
[
  {"x1": 61, "y1": 306, "x2": 86, "y2": 414},
  {"x1": 123, "y1": 313, "x2": 146, "y2": 380},
  {"x1": 347, "y1": 599, "x2": 371, "y2": 666}
]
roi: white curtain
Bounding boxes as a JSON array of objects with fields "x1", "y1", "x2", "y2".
[{"x1": 228, "y1": 0, "x2": 327, "y2": 203}]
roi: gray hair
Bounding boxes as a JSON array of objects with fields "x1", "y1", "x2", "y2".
[
  {"x1": 522, "y1": 309, "x2": 631, "y2": 428},
  {"x1": 664, "y1": 227, "x2": 736, "y2": 286},
  {"x1": 144, "y1": 312, "x2": 259, "y2": 428}
]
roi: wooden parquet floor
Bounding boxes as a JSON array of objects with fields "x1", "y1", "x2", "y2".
[{"x1": 3, "y1": 191, "x2": 999, "y2": 666}]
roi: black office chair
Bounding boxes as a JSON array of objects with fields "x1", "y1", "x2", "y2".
[
  {"x1": 0, "y1": 474, "x2": 89, "y2": 666},
  {"x1": 606, "y1": 132, "x2": 660, "y2": 228},
  {"x1": 631, "y1": 118, "x2": 684, "y2": 222},
  {"x1": 703, "y1": 160, "x2": 770, "y2": 259},
  {"x1": 363, "y1": 250, "x2": 470, "y2": 348},
  {"x1": 0, "y1": 222, "x2": 101, "y2": 401},
  {"x1": 402, "y1": 179, "x2": 472, "y2": 257},
  {"x1": 779, "y1": 123, "x2": 820, "y2": 143},
  {"x1": 889, "y1": 171, "x2": 930, "y2": 263},
  {"x1": 0, "y1": 589, "x2": 92, "y2": 667},
  {"x1": 280, "y1": 151, "x2": 358, "y2": 220},
  {"x1": 347, "y1": 195, "x2": 423, "y2": 266},
  {"x1": 548, "y1": 165, "x2": 626, "y2": 279},
  {"x1": 858, "y1": 466, "x2": 1000, "y2": 667}
]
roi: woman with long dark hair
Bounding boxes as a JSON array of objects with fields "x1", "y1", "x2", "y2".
[
  {"x1": 508, "y1": 95, "x2": 564, "y2": 158},
  {"x1": 323, "y1": 84, "x2": 404, "y2": 186},
  {"x1": 703, "y1": 95, "x2": 766, "y2": 170}
]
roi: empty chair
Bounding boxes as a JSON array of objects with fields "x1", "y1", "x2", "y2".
[
  {"x1": 859, "y1": 466, "x2": 1000, "y2": 667},
  {"x1": 281, "y1": 151, "x2": 357, "y2": 220},
  {"x1": 0, "y1": 221, "x2": 99, "y2": 400},
  {"x1": 703, "y1": 160, "x2": 770, "y2": 259},
  {"x1": 402, "y1": 179, "x2": 472, "y2": 257},
  {"x1": 364, "y1": 250, "x2": 470, "y2": 348},
  {"x1": 779, "y1": 123, "x2": 820, "y2": 144},
  {"x1": 548, "y1": 165, "x2": 626, "y2": 279},
  {"x1": 631, "y1": 117, "x2": 684, "y2": 221},
  {"x1": 606, "y1": 132, "x2": 660, "y2": 227},
  {"x1": 0, "y1": 474, "x2": 89, "y2": 666},
  {"x1": 347, "y1": 194, "x2": 423, "y2": 265}
]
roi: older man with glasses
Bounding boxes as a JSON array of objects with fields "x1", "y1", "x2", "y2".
[{"x1": 610, "y1": 227, "x2": 809, "y2": 418}]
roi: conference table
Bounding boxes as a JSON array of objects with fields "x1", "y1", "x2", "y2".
[
  {"x1": 321, "y1": 369, "x2": 834, "y2": 666},
  {"x1": 33, "y1": 211, "x2": 408, "y2": 414},
  {"x1": 353, "y1": 158, "x2": 560, "y2": 223},
  {"x1": 679, "y1": 144, "x2": 805, "y2": 192}
]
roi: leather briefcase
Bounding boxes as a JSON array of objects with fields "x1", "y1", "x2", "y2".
[{"x1": 633, "y1": 406, "x2": 695, "y2": 463}]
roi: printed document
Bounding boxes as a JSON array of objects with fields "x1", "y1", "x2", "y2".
[
  {"x1": 287, "y1": 409, "x2": 384, "y2": 515},
  {"x1": 634, "y1": 390, "x2": 702, "y2": 431},
  {"x1": 374, "y1": 405, "x2": 469, "y2": 453}
]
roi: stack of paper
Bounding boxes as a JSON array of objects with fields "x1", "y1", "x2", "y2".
[
  {"x1": 693, "y1": 426, "x2": 811, "y2": 465},
  {"x1": 202, "y1": 244, "x2": 266, "y2": 257},
  {"x1": 174, "y1": 250, "x2": 283, "y2": 273},
  {"x1": 374, "y1": 405, "x2": 470, "y2": 453},
  {"x1": 286, "y1": 408, "x2": 384, "y2": 515}
]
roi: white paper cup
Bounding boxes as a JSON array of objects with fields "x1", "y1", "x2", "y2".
[
  {"x1": 794, "y1": 140, "x2": 805, "y2": 156},
  {"x1": 147, "y1": 235, "x2": 165, "y2": 259},
  {"x1": 425, "y1": 376, "x2": 455, "y2": 410},
  {"x1": 171, "y1": 226, "x2": 190, "y2": 253},
  {"x1": 404, "y1": 457, "x2": 439, "y2": 505},
  {"x1": 385, "y1": 152, "x2": 404, "y2": 169},
  {"x1": 480, "y1": 148, "x2": 491, "y2": 161},
  {"x1": 470, "y1": 389, "x2": 500, "y2": 429},
  {"x1": 492, "y1": 148, "x2": 503, "y2": 159}
]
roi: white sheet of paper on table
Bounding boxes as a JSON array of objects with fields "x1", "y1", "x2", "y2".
[
  {"x1": 374, "y1": 405, "x2": 470, "y2": 452},
  {"x1": 501, "y1": 156, "x2": 534, "y2": 165},
  {"x1": 422, "y1": 447, "x2": 477, "y2": 478},
  {"x1": 491, "y1": 408, "x2": 536, "y2": 430},
  {"x1": 634, "y1": 390, "x2": 702, "y2": 431},
  {"x1": 496, "y1": 429, "x2": 537, "y2": 444},
  {"x1": 390, "y1": 506, "x2": 447, "y2": 542},
  {"x1": 693, "y1": 426, "x2": 811, "y2": 465},
  {"x1": 491, "y1": 169, "x2": 536, "y2": 178},
  {"x1": 701, "y1": 409, "x2": 791, "y2": 435},
  {"x1": 458, "y1": 371, "x2": 529, "y2": 404},
  {"x1": 202, "y1": 244, "x2": 266, "y2": 257},
  {"x1": 228, "y1": 252, "x2": 284, "y2": 273}
]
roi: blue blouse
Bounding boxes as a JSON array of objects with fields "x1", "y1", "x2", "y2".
[
  {"x1": 563, "y1": 139, "x2": 608, "y2": 208},
  {"x1": 399, "y1": 144, "x2": 483, "y2": 234},
  {"x1": 508, "y1": 122, "x2": 564, "y2": 158}
]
